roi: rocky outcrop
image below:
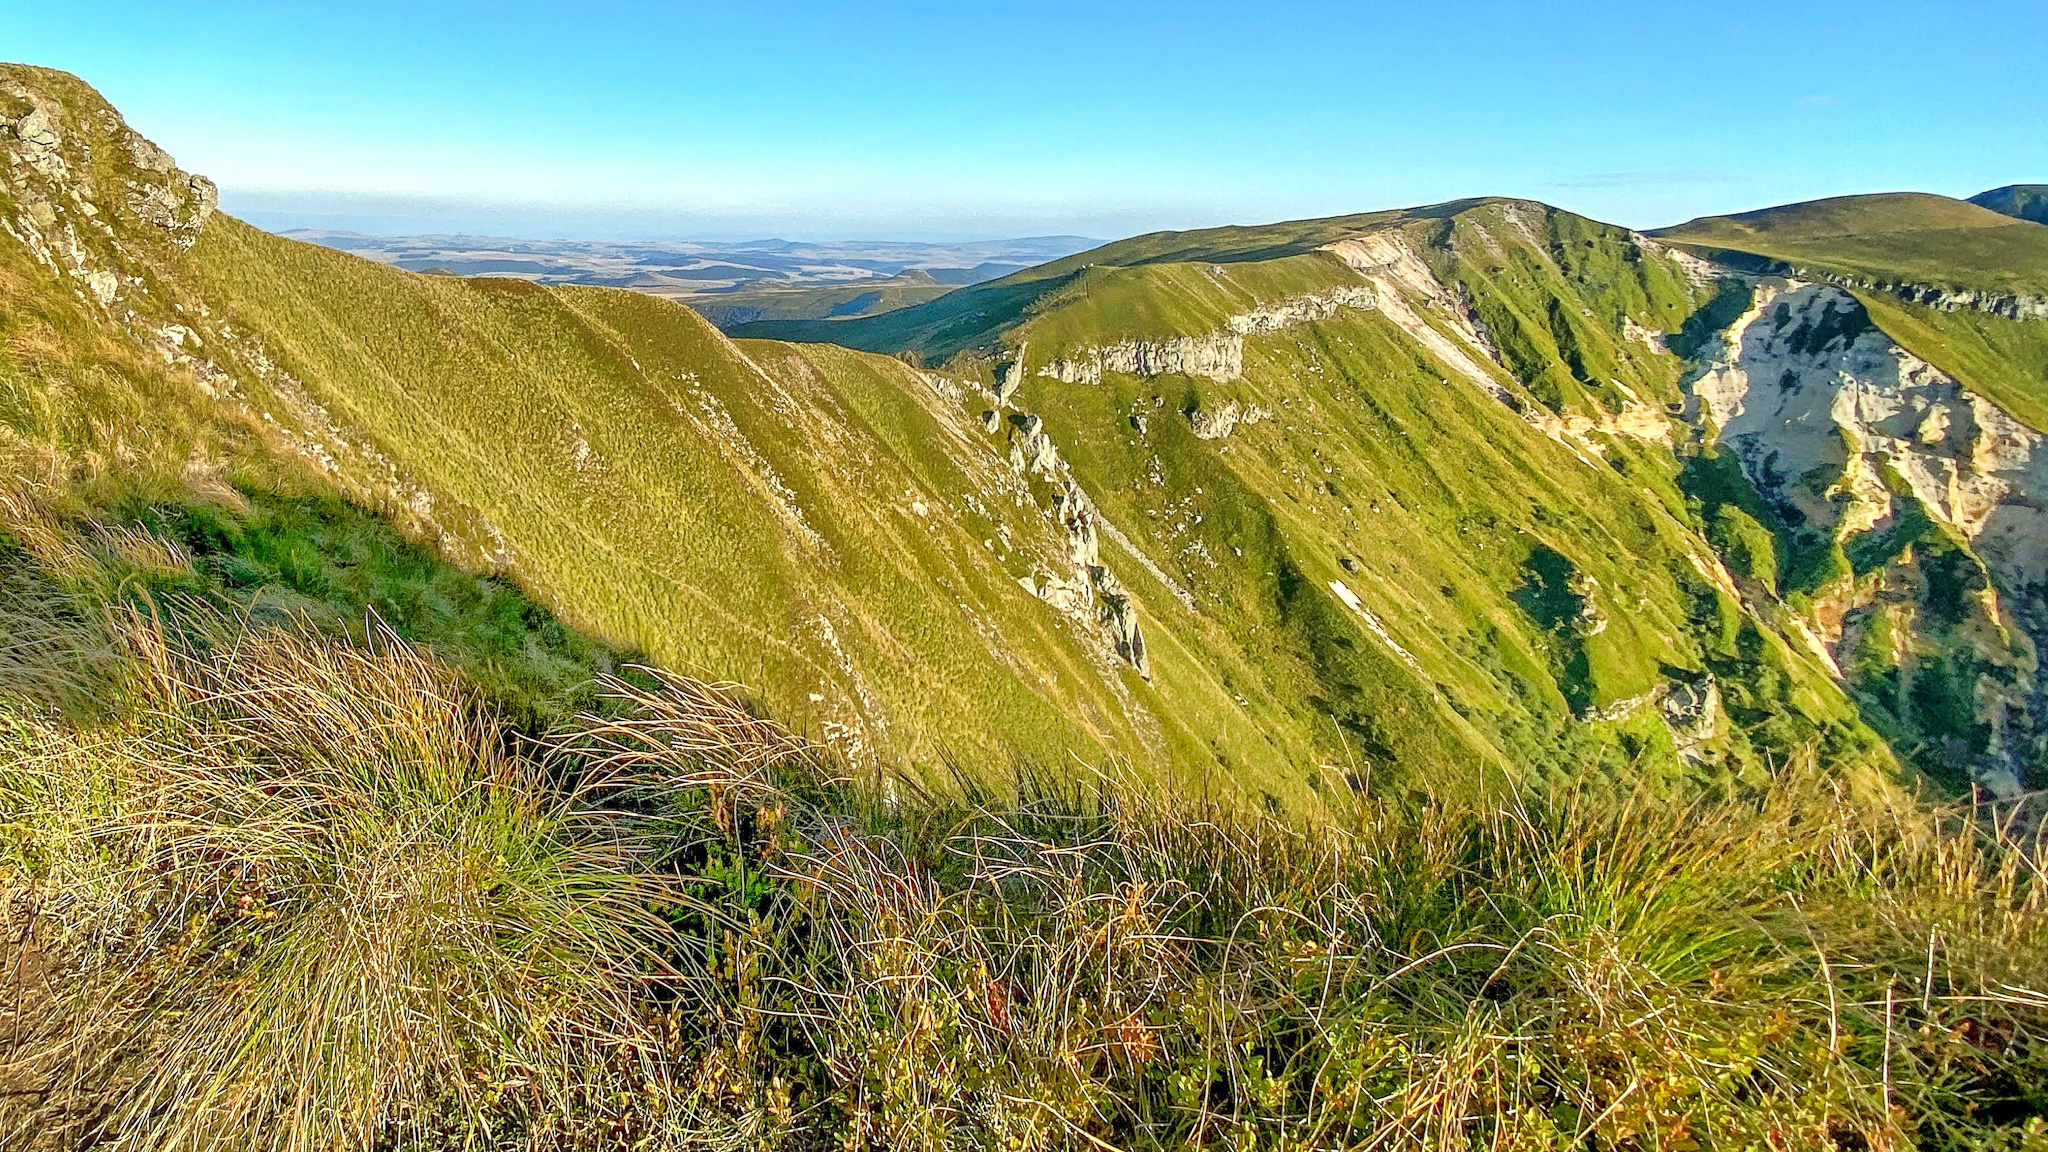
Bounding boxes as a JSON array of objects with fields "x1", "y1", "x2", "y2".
[
  {"x1": 1186, "y1": 399, "x2": 1272, "y2": 440},
  {"x1": 994, "y1": 343, "x2": 1029, "y2": 405},
  {"x1": 1325, "y1": 228, "x2": 1676, "y2": 457},
  {"x1": 1323, "y1": 231, "x2": 1503, "y2": 392},
  {"x1": 1, "y1": 78, "x2": 215, "y2": 257},
  {"x1": 1693, "y1": 281, "x2": 2048, "y2": 588},
  {"x1": 1041, "y1": 333, "x2": 1244, "y2": 384},
  {"x1": 997, "y1": 404, "x2": 1151, "y2": 677},
  {"x1": 1035, "y1": 286, "x2": 1376, "y2": 385},
  {"x1": 1878, "y1": 282, "x2": 2048, "y2": 323},
  {"x1": 1689, "y1": 276, "x2": 2048, "y2": 795}
]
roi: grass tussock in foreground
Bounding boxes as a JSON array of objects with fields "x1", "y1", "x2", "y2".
[{"x1": 1, "y1": 586, "x2": 2046, "y2": 1149}]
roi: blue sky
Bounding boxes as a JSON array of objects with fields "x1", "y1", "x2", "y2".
[{"x1": 11, "y1": 1, "x2": 2043, "y2": 240}]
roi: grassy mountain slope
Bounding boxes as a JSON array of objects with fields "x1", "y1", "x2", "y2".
[
  {"x1": 5, "y1": 63, "x2": 2048, "y2": 1150},
  {"x1": 767, "y1": 197, "x2": 1890, "y2": 791},
  {"x1": 1654, "y1": 192, "x2": 2048, "y2": 295},
  {"x1": 1656, "y1": 193, "x2": 2048, "y2": 435},
  {"x1": 729, "y1": 204, "x2": 1464, "y2": 359},
  {"x1": 1972, "y1": 183, "x2": 2048, "y2": 225},
  {"x1": 0, "y1": 63, "x2": 1324, "y2": 798},
  {"x1": 17, "y1": 61, "x2": 2044, "y2": 803}
]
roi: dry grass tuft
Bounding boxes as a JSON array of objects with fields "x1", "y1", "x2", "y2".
[
  {"x1": 0, "y1": 595, "x2": 2043, "y2": 1150},
  {"x1": 0, "y1": 611, "x2": 683, "y2": 1151}
]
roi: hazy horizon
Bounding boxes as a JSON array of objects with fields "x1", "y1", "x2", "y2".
[{"x1": 13, "y1": 1, "x2": 2044, "y2": 243}]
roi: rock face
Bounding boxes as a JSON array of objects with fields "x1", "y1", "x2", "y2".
[
  {"x1": 1036, "y1": 286, "x2": 1375, "y2": 384},
  {"x1": 1694, "y1": 281, "x2": 2048, "y2": 590},
  {"x1": 1041, "y1": 333, "x2": 1245, "y2": 384},
  {"x1": 996, "y1": 398, "x2": 1150, "y2": 677},
  {"x1": 0, "y1": 72, "x2": 218, "y2": 317},
  {"x1": 1323, "y1": 231, "x2": 1503, "y2": 391},
  {"x1": 1690, "y1": 277, "x2": 2048, "y2": 795},
  {"x1": 1876, "y1": 283, "x2": 2048, "y2": 323},
  {"x1": 1186, "y1": 399, "x2": 1272, "y2": 440}
]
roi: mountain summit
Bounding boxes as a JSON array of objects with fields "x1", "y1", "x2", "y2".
[{"x1": 1972, "y1": 183, "x2": 2048, "y2": 225}]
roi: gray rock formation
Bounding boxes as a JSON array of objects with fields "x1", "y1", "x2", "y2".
[
  {"x1": 995, "y1": 405, "x2": 1151, "y2": 677},
  {"x1": 1, "y1": 76, "x2": 219, "y2": 306},
  {"x1": 1036, "y1": 286, "x2": 1375, "y2": 384},
  {"x1": 994, "y1": 343, "x2": 1028, "y2": 405},
  {"x1": 1186, "y1": 400, "x2": 1271, "y2": 440}
]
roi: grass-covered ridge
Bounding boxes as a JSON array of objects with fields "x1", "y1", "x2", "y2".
[
  {"x1": 761, "y1": 196, "x2": 1895, "y2": 793},
  {"x1": 687, "y1": 267, "x2": 961, "y2": 329},
  {"x1": 731, "y1": 199, "x2": 1513, "y2": 361},
  {"x1": 7, "y1": 56, "x2": 2048, "y2": 1150},
  {"x1": 1653, "y1": 193, "x2": 2048, "y2": 296},
  {"x1": 0, "y1": 58, "x2": 1893, "y2": 802},
  {"x1": 0, "y1": 58, "x2": 1348, "y2": 800}
]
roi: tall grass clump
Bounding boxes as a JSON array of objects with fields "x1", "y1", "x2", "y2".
[
  {"x1": 0, "y1": 543, "x2": 2044, "y2": 1149},
  {"x1": 0, "y1": 606, "x2": 684, "y2": 1151},
  {"x1": 568, "y1": 674, "x2": 2048, "y2": 1151}
]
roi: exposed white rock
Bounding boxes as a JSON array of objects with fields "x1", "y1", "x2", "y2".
[
  {"x1": 1689, "y1": 276, "x2": 2048, "y2": 792},
  {"x1": 1692, "y1": 279, "x2": 2048, "y2": 591},
  {"x1": 1881, "y1": 282, "x2": 2048, "y2": 322},
  {"x1": 994, "y1": 343, "x2": 1028, "y2": 405},
  {"x1": 1327, "y1": 579, "x2": 1422, "y2": 671},
  {"x1": 1040, "y1": 332, "x2": 1243, "y2": 384},
  {"x1": 1036, "y1": 287, "x2": 1376, "y2": 385},
  {"x1": 1322, "y1": 231, "x2": 1503, "y2": 392}
]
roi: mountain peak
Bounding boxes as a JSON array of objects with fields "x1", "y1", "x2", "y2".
[
  {"x1": 1970, "y1": 184, "x2": 2048, "y2": 225},
  {"x1": 1, "y1": 63, "x2": 218, "y2": 261}
]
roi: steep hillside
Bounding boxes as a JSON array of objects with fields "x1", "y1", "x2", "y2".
[
  {"x1": 761, "y1": 197, "x2": 1914, "y2": 791},
  {"x1": 0, "y1": 63, "x2": 1323, "y2": 800},
  {"x1": 767, "y1": 192, "x2": 2048, "y2": 797},
  {"x1": 16, "y1": 62, "x2": 2048, "y2": 803},
  {"x1": 1972, "y1": 183, "x2": 2048, "y2": 225}
]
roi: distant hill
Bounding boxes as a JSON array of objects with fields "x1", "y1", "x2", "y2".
[
  {"x1": 1651, "y1": 192, "x2": 2048, "y2": 295},
  {"x1": 281, "y1": 229, "x2": 1092, "y2": 325},
  {"x1": 1971, "y1": 183, "x2": 2048, "y2": 225},
  {"x1": 687, "y1": 267, "x2": 966, "y2": 327}
]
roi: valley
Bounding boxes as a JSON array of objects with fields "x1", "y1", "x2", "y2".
[{"x1": 287, "y1": 229, "x2": 1093, "y2": 325}]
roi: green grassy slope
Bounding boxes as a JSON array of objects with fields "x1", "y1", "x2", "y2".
[
  {"x1": 1, "y1": 63, "x2": 1348, "y2": 798},
  {"x1": 782, "y1": 197, "x2": 1886, "y2": 791},
  {"x1": 1654, "y1": 192, "x2": 2048, "y2": 294},
  {"x1": 730, "y1": 201, "x2": 1508, "y2": 360},
  {"x1": 181, "y1": 218, "x2": 1330, "y2": 787},
  {"x1": 0, "y1": 63, "x2": 1935, "y2": 802}
]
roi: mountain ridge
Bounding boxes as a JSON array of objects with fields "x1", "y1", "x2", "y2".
[{"x1": 13, "y1": 61, "x2": 2048, "y2": 803}]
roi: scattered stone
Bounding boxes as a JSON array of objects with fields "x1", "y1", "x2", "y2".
[{"x1": 1187, "y1": 400, "x2": 1272, "y2": 440}]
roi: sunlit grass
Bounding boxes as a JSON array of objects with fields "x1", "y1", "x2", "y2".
[{"x1": 3, "y1": 556, "x2": 2041, "y2": 1148}]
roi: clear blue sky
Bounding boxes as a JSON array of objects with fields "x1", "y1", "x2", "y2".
[{"x1": 11, "y1": 1, "x2": 2044, "y2": 240}]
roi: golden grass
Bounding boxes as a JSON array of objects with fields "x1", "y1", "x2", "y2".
[{"x1": 1, "y1": 591, "x2": 2044, "y2": 1149}]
